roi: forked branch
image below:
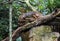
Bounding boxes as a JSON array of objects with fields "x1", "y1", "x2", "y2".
[{"x1": 2, "y1": 9, "x2": 60, "y2": 41}]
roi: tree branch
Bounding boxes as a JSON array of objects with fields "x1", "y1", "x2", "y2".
[
  {"x1": 2, "y1": 10, "x2": 60, "y2": 41},
  {"x1": 25, "y1": 0, "x2": 37, "y2": 11}
]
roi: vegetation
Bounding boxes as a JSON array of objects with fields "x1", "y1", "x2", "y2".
[{"x1": 0, "y1": 0, "x2": 60, "y2": 41}]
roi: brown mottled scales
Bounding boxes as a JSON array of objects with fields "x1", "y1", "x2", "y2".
[{"x1": 18, "y1": 11, "x2": 42, "y2": 26}]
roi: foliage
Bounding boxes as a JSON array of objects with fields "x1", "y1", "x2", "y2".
[{"x1": 0, "y1": 0, "x2": 60, "y2": 41}]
